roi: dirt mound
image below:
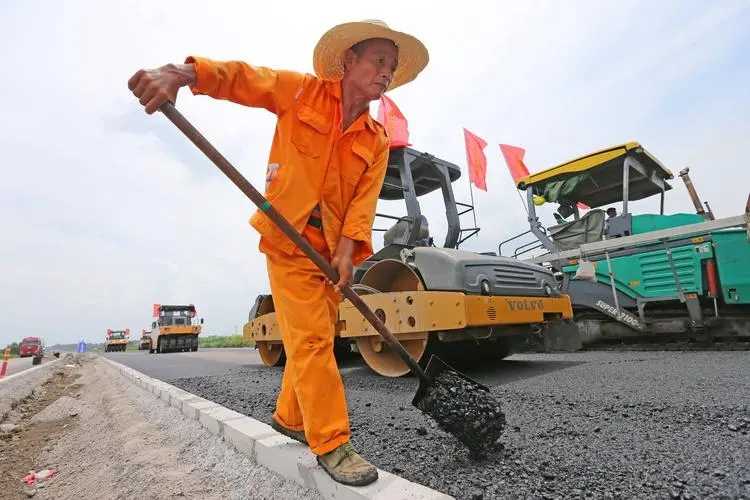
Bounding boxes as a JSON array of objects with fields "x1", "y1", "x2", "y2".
[{"x1": 30, "y1": 396, "x2": 83, "y2": 424}]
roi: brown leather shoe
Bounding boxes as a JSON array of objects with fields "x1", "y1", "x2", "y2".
[
  {"x1": 271, "y1": 419, "x2": 307, "y2": 444},
  {"x1": 317, "y1": 442, "x2": 378, "y2": 486}
]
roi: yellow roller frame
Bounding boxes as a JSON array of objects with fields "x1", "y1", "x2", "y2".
[
  {"x1": 158, "y1": 325, "x2": 201, "y2": 336},
  {"x1": 244, "y1": 291, "x2": 572, "y2": 342}
]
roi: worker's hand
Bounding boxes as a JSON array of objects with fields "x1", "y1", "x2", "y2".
[
  {"x1": 128, "y1": 63, "x2": 196, "y2": 114},
  {"x1": 330, "y1": 237, "x2": 356, "y2": 293}
]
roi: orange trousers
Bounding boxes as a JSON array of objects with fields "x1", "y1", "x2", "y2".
[{"x1": 266, "y1": 225, "x2": 350, "y2": 455}]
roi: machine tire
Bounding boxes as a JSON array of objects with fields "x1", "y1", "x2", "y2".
[
  {"x1": 258, "y1": 341, "x2": 285, "y2": 366},
  {"x1": 251, "y1": 295, "x2": 286, "y2": 367},
  {"x1": 355, "y1": 260, "x2": 429, "y2": 377}
]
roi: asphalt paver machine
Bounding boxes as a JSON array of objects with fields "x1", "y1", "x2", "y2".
[
  {"x1": 501, "y1": 142, "x2": 750, "y2": 343},
  {"x1": 245, "y1": 146, "x2": 575, "y2": 377}
]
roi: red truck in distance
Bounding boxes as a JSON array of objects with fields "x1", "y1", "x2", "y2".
[{"x1": 19, "y1": 336, "x2": 43, "y2": 358}]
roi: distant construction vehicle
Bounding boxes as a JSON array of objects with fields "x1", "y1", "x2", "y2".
[
  {"x1": 149, "y1": 304, "x2": 203, "y2": 354},
  {"x1": 19, "y1": 336, "x2": 43, "y2": 358},
  {"x1": 245, "y1": 147, "x2": 575, "y2": 377},
  {"x1": 104, "y1": 329, "x2": 129, "y2": 352},
  {"x1": 139, "y1": 329, "x2": 152, "y2": 351}
]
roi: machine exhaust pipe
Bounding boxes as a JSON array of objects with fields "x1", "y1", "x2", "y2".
[{"x1": 678, "y1": 167, "x2": 714, "y2": 220}]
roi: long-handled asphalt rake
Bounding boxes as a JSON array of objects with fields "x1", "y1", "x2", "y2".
[{"x1": 155, "y1": 102, "x2": 505, "y2": 457}]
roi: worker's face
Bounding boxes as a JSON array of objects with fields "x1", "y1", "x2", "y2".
[{"x1": 343, "y1": 38, "x2": 398, "y2": 100}]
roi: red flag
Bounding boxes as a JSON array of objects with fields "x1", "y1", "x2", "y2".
[
  {"x1": 152, "y1": 304, "x2": 160, "y2": 318},
  {"x1": 463, "y1": 128, "x2": 488, "y2": 191},
  {"x1": 499, "y1": 144, "x2": 530, "y2": 183},
  {"x1": 377, "y1": 95, "x2": 410, "y2": 148},
  {"x1": 501, "y1": 143, "x2": 588, "y2": 209}
]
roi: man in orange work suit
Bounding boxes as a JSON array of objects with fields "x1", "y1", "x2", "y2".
[{"x1": 128, "y1": 20, "x2": 428, "y2": 486}]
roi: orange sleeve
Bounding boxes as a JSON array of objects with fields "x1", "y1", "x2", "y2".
[
  {"x1": 342, "y1": 145, "x2": 389, "y2": 265},
  {"x1": 185, "y1": 56, "x2": 306, "y2": 115}
]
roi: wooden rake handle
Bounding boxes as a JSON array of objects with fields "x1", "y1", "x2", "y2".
[{"x1": 158, "y1": 102, "x2": 429, "y2": 383}]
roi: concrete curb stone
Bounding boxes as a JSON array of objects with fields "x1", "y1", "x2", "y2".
[
  {"x1": 170, "y1": 392, "x2": 202, "y2": 412},
  {"x1": 183, "y1": 398, "x2": 220, "y2": 420},
  {"x1": 101, "y1": 356, "x2": 453, "y2": 500},
  {"x1": 198, "y1": 405, "x2": 246, "y2": 436},
  {"x1": 255, "y1": 434, "x2": 310, "y2": 487},
  {"x1": 223, "y1": 417, "x2": 276, "y2": 459},
  {"x1": 158, "y1": 383, "x2": 176, "y2": 403}
]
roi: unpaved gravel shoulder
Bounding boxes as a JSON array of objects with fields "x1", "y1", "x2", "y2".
[
  {"x1": 0, "y1": 357, "x2": 64, "y2": 421},
  {"x1": 0, "y1": 361, "x2": 80, "y2": 499},
  {"x1": 34, "y1": 356, "x2": 319, "y2": 500}
]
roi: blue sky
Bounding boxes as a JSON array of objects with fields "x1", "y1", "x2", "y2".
[{"x1": 1, "y1": 1, "x2": 749, "y2": 346}]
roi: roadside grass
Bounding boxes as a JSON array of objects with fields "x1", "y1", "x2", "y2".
[
  {"x1": 199, "y1": 335, "x2": 254, "y2": 348},
  {"x1": 60, "y1": 336, "x2": 255, "y2": 352}
]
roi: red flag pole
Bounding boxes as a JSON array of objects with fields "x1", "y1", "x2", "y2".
[
  {"x1": 468, "y1": 176, "x2": 478, "y2": 228},
  {"x1": 462, "y1": 128, "x2": 488, "y2": 230}
]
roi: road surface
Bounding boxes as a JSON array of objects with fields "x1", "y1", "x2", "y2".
[
  {"x1": 2, "y1": 356, "x2": 54, "y2": 377},
  {"x1": 103, "y1": 347, "x2": 261, "y2": 379},
  {"x1": 107, "y1": 347, "x2": 750, "y2": 499}
]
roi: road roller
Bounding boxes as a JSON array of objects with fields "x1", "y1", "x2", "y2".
[{"x1": 244, "y1": 147, "x2": 574, "y2": 376}]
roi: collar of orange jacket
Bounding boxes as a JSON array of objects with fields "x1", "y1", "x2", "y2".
[{"x1": 324, "y1": 80, "x2": 379, "y2": 134}]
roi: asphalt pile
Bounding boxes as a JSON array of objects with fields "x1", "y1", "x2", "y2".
[{"x1": 414, "y1": 370, "x2": 505, "y2": 459}]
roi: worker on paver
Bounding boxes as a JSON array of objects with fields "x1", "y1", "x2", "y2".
[{"x1": 128, "y1": 20, "x2": 428, "y2": 486}]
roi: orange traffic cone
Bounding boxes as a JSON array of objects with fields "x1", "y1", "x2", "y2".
[{"x1": 0, "y1": 347, "x2": 9, "y2": 378}]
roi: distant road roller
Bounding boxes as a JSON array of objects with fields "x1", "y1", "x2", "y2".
[
  {"x1": 244, "y1": 147, "x2": 574, "y2": 376},
  {"x1": 139, "y1": 329, "x2": 152, "y2": 351},
  {"x1": 104, "y1": 329, "x2": 129, "y2": 352},
  {"x1": 149, "y1": 304, "x2": 203, "y2": 354}
]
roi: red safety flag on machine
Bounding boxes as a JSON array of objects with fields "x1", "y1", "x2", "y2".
[
  {"x1": 500, "y1": 143, "x2": 588, "y2": 210},
  {"x1": 377, "y1": 95, "x2": 410, "y2": 148},
  {"x1": 499, "y1": 144, "x2": 530, "y2": 183},
  {"x1": 463, "y1": 128, "x2": 488, "y2": 191},
  {"x1": 152, "y1": 304, "x2": 160, "y2": 318}
]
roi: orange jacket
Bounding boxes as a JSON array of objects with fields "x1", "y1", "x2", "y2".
[{"x1": 186, "y1": 57, "x2": 389, "y2": 265}]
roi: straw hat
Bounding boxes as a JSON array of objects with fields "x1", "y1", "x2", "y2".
[{"x1": 313, "y1": 20, "x2": 429, "y2": 91}]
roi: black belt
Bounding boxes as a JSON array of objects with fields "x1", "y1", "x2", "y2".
[
  {"x1": 307, "y1": 216, "x2": 322, "y2": 229},
  {"x1": 307, "y1": 206, "x2": 322, "y2": 229}
]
